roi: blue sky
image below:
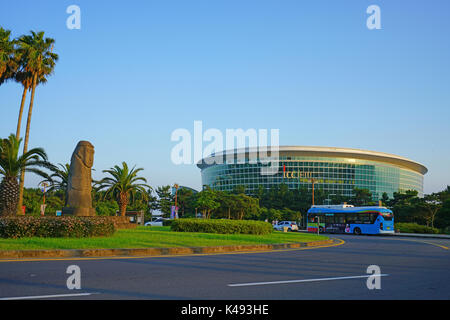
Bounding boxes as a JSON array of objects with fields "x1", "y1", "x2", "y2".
[{"x1": 1, "y1": 0, "x2": 449, "y2": 194}]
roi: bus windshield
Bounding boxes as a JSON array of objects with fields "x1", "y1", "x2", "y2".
[{"x1": 381, "y1": 212, "x2": 393, "y2": 221}]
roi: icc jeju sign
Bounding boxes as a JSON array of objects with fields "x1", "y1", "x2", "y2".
[
  {"x1": 281, "y1": 168, "x2": 354, "y2": 185},
  {"x1": 282, "y1": 170, "x2": 313, "y2": 179}
]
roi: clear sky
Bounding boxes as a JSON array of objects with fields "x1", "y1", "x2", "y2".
[{"x1": 1, "y1": 0, "x2": 449, "y2": 194}]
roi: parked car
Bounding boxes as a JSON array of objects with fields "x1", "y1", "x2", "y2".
[
  {"x1": 273, "y1": 221, "x2": 299, "y2": 231},
  {"x1": 144, "y1": 217, "x2": 165, "y2": 227}
]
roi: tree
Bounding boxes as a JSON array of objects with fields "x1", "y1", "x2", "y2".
[
  {"x1": 146, "y1": 189, "x2": 159, "y2": 220},
  {"x1": 280, "y1": 207, "x2": 302, "y2": 222},
  {"x1": 260, "y1": 207, "x2": 283, "y2": 223},
  {"x1": 14, "y1": 67, "x2": 48, "y2": 140},
  {"x1": 176, "y1": 187, "x2": 195, "y2": 217},
  {"x1": 234, "y1": 193, "x2": 259, "y2": 220},
  {"x1": 155, "y1": 185, "x2": 173, "y2": 217},
  {"x1": 381, "y1": 192, "x2": 389, "y2": 206},
  {"x1": 0, "y1": 134, "x2": 52, "y2": 216},
  {"x1": 0, "y1": 27, "x2": 17, "y2": 85},
  {"x1": 351, "y1": 187, "x2": 372, "y2": 206},
  {"x1": 96, "y1": 162, "x2": 150, "y2": 216},
  {"x1": 21, "y1": 188, "x2": 64, "y2": 216},
  {"x1": 40, "y1": 163, "x2": 70, "y2": 194},
  {"x1": 195, "y1": 187, "x2": 220, "y2": 219},
  {"x1": 16, "y1": 30, "x2": 58, "y2": 214},
  {"x1": 216, "y1": 191, "x2": 238, "y2": 219},
  {"x1": 418, "y1": 193, "x2": 443, "y2": 228},
  {"x1": 388, "y1": 190, "x2": 422, "y2": 223}
]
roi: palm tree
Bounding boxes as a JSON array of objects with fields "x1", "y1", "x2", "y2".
[
  {"x1": 0, "y1": 27, "x2": 17, "y2": 85},
  {"x1": 0, "y1": 134, "x2": 53, "y2": 216},
  {"x1": 14, "y1": 70, "x2": 48, "y2": 140},
  {"x1": 40, "y1": 163, "x2": 70, "y2": 193},
  {"x1": 96, "y1": 162, "x2": 150, "y2": 216},
  {"x1": 16, "y1": 31, "x2": 58, "y2": 214}
]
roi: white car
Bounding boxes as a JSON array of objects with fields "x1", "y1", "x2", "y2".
[
  {"x1": 273, "y1": 221, "x2": 299, "y2": 232},
  {"x1": 144, "y1": 217, "x2": 165, "y2": 227}
]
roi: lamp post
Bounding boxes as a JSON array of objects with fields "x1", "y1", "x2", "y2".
[
  {"x1": 38, "y1": 181, "x2": 48, "y2": 216},
  {"x1": 173, "y1": 184, "x2": 179, "y2": 219},
  {"x1": 311, "y1": 178, "x2": 315, "y2": 206}
]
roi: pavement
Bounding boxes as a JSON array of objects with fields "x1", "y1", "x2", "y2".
[
  {"x1": 387, "y1": 233, "x2": 450, "y2": 239},
  {"x1": 0, "y1": 235, "x2": 448, "y2": 300},
  {"x1": 298, "y1": 229, "x2": 450, "y2": 239}
]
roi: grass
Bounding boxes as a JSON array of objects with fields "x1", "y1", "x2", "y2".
[{"x1": 0, "y1": 226, "x2": 328, "y2": 251}]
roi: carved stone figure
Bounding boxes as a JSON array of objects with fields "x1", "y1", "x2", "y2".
[{"x1": 62, "y1": 141, "x2": 96, "y2": 216}]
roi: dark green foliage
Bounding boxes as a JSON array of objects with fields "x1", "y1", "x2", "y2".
[
  {"x1": 95, "y1": 200, "x2": 119, "y2": 216},
  {"x1": 171, "y1": 218, "x2": 273, "y2": 235},
  {"x1": 394, "y1": 222, "x2": 439, "y2": 234},
  {"x1": 0, "y1": 216, "x2": 115, "y2": 238},
  {"x1": 22, "y1": 188, "x2": 64, "y2": 216},
  {"x1": 259, "y1": 207, "x2": 301, "y2": 223},
  {"x1": 154, "y1": 185, "x2": 173, "y2": 217},
  {"x1": 0, "y1": 134, "x2": 53, "y2": 215}
]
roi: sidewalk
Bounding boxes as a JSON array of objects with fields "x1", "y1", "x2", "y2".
[
  {"x1": 387, "y1": 233, "x2": 450, "y2": 240},
  {"x1": 298, "y1": 229, "x2": 450, "y2": 240}
]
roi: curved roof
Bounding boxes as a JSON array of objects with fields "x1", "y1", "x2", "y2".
[{"x1": 197, "y1": 146, "x2": 428, "y2": 175}]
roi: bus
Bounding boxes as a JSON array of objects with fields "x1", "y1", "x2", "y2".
[{"x1": 307, "y1": 204, "x2": 394, "y2": 235}]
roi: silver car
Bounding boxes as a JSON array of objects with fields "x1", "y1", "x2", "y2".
[
  {"x1": 273, "y1": 221, "x2": 299, "y2": 231},
  {"x1": 144, "y1": 217, "x2": 165, "y2": 227}
]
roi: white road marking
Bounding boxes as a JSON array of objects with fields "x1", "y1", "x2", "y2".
[
  {"x1": 0, "y1": 292, "x2": 99, "y2": 300},
  {"x1": 228, "y1": 274, "x2": 389, "y2": 287}
]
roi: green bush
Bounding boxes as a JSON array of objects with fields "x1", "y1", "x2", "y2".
[
  {"x1": 170, "y1": 218, "x2": 273, "y2": 235},
  {"x1": 0, "y1": 216, "x2": 115, "y2": 239},
  {"x1": 162, "y1": 219, "x2": 173, "y2": 227},
  {"x1": 395, "y1": 222, "x2": 439, "y2": 234}
]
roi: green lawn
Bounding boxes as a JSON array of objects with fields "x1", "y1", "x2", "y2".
[{"x1": 0, "y1": 226, "x2": 328, "y2": 251}]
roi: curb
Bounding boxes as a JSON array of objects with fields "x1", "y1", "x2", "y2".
[
  {"x1": 299, "y1": 230, "x2": 450, "y2": 240},
  {"x1": 0, "y1": 239, "x2": 337, "y2": 261},
  {"x1": 385, "y1": 233, "x2": 450, "y2": 240}
]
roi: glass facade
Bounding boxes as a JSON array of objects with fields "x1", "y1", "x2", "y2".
[{"x1": 199, "y1": 153, "x2": 425, "y2": 201}]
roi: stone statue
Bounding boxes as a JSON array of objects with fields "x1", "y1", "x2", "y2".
[{"x1": 62, "y1": 141, "x2": 96, "y2": 216}]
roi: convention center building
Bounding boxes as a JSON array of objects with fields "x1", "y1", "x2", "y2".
[{"x1": 197, "y1": 146, "x2": 427, "y2": 201}]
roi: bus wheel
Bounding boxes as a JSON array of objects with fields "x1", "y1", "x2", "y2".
[
  {"x1": 353, "y1": 227, "x2": 361, "y2": 235},
  {"x1": 319, "y1": 227, "x2": 324, "y2": 233}
]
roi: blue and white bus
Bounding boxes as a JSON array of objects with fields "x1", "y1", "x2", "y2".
[{"x1": 307, "y1": 205, "x2": 394, "y2": 235}]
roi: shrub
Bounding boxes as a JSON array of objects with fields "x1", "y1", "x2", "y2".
[
  {"x1": 395, "y1": 222, "x2": 439, "y2": 234},
  {"x1": 162, "y1": 219, "x2": 173, "y2": 227},
  {"x1": 0, "y1": 216, "x2": 115, "y2": 239},
  {"x1": 170, "y1": 218, "x2": 273, "y2": 235}
]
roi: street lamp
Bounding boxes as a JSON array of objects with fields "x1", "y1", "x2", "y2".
[
  {"x1": 38, "y1": 181, "x2": 49, "y2": 216},
  {"x1": 173, "y1": 184, "x2": 179, "y2": 219}
]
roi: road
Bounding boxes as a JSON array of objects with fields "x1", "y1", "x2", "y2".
[{"x1": 0, "y1": 235, "x2": 449, "y2": 300}]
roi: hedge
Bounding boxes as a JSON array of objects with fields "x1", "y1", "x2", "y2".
[
  {"x1": 0, "y1": 216, "x2": 116, "y2": 239},
  {"x1": 170, "y1": 218, "x2": 273, "y2": 235},
  {"x1": 394, "y1": 222, "x2": 439, "y2": 234},
  {"x1": 162, "y1": 219, "x2": 174, "y2": 227}
]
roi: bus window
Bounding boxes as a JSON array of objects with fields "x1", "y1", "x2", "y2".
[
  {"x1": 361, "y1": 214, "x2": 373, "y2": 224},
  {"x1": 381, "y1": 212, "x2": 393, "y2": 221},
  {"x1": 369, "y1": 212, "x2": 379, "y2": 223},
  {"x1": 346, "y1": 213, "x2": 356, "y2": 224},
  {"x1": 335, "y1": 214, "x2": 345, "y2": 223}
]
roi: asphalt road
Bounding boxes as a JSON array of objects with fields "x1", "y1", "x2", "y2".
[{"x1": 0, "y1": 235, "x2": 449, "y2": 300}]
